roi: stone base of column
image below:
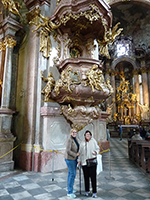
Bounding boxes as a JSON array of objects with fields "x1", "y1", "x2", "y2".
[
  {"x1": 0, "y1": 161, "x2": 14, "y2": 172},
  {"x1": 19, "y1": 147, "x2": 66, "y2": 173},
  {"x1": 0, "y1": 137, "x2": 16, "y2": 172}
]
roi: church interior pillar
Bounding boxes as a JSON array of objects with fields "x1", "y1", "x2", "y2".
[
  {"x1": 111, "y1": 70, "x2": 116, "y2": 114},
  {"x1": 0, "y1": 37, "x2": 17, "y2": 171},
  {"x1": 141, "y1": 64, "x2": 149, "y2": 107},
  {"x1": 133, "y1": 69, "x2": 140, "y2": 114},
  {"x1": 0, "y1": 41, "x2": 5, "y2": 105}
]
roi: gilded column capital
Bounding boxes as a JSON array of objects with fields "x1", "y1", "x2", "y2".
[
  {"x1": 141, "y1": 67, "x2": 147, "y2": 74},
  {"x1": 4, "y1": 37, "x2": 17, "y2": 48},
  {"x1": 0, "y1": 41, "x2": 6, "y2": 51},
  {"x1": 132, "y1": 69, "x2": 139, "y2": 76},
  {"x1": 26, "y1": 6, "x2": 41, "y2": 24}
]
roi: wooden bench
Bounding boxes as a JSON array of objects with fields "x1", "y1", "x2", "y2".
[{"x1": 128, "y1": 140, "x2": 150, "y2": 173}]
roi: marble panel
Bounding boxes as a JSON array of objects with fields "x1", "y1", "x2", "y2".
[{"x1": 42, "y1": 116, "x2": 70, "y2": 150}]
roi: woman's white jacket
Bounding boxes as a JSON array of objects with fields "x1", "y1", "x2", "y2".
[{"x1": 78, "y1": 137, "x2": 100, "y2": 166}]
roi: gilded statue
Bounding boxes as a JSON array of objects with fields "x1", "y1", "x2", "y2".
[
  {"x1": 117, "y1": 73, "x2": 129, "y2": 95},
  {"x1": 136, "y1": 113, "x2": 141, "y2": 122},
  {"x1": 53, "y1": 67, "x2": 80, "y2": 95},
  {"x1": 106, "y1": 102, "x2": 114, "y2": 122},
  {"x1": 113, "y1": 113, "x2": 118, "y2": 122},
  {"x1": 106, "y1": 78, "x2": 114, "y2": 95},
  {"x1": 97, "y1": 22, "x2": 123, "y2": 58},
  {"x1": 1, "y1": 0, "x2": 21, "y2": 17},
  {"x1": 30, "y1": 14, "x2": 61, "y2": 58},
  {"x1": 41, "y1": 71, "x2": 55, "y2": 102},
  {"x1": 138, "y1": 103, "x2": 149, "y2": 120},
  {"x1": 85, "y1": 64, "x2": 106, "y2": 92},
  {"x1": 124, "y1": 115, "x2": 130, "y2": 125}
]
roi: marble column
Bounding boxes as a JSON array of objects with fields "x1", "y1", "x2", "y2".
[
  {"x1": 0, "y1": 41, "x2": 5, "y2": 104},
  {"x1": 141, "y1": 65, "x2": 149, "y2": 106},
  {"x1": 0, "y1": 37, "x2": 16, "y2": 171},
  {"x1": 111, "y1": 70, "x2": 116, "y2": 114},
  {"x1": 133, "y1": 69, "x2": 140, "y2": 114},
  {"x1": 1, "y1": 37, "x2": 16, "y2": 108},
  {"x1": 105, "y1": 62, "x2": 111, "y2": 106},
  {"x1": 19, "y1": 3, "x2": 51, "y2": 171}
]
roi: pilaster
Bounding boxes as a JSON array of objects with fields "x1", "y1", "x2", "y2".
[
  {"x1": 0, "y1": 8, "x2": 23, "y2": 171},
  {"x1": 141, "y1": 66, "x2": 149, "y2": 106},
  {"x1": 133, "y1": 69, "x2": 140, "y2": 114},
  {"x1": 111, "y1": 70, "x2": 116, "y2": 114}
]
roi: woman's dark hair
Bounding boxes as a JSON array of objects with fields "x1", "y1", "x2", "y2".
[{"x1": 84, "y1": 130, "x2": 92, "y2": 136}]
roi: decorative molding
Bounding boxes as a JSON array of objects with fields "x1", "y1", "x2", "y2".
[{"x1": 24, "y1": 0, "x2": 51, "y2": 10}]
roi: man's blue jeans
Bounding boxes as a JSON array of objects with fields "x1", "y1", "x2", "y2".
[{"x1": 65, "y1": 159, "x2": 77, "y2": 194}]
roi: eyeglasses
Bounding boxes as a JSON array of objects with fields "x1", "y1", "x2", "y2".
[{"x1": 73, "y1": 131, "x2": 77, "y2": 133}]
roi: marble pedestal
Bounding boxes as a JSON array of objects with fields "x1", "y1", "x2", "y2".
[{"x1": 0, "y1": 108, "x2": 16, "y2": 172}]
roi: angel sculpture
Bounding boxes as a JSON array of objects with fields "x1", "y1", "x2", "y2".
[
  {"x1": 97, "y1": 22, "x2": 123, "y2": 58},
  {"x1": 30, "y1": 14, "x2": 61, "y2": 58}
]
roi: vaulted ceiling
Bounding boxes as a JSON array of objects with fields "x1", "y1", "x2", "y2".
[{"x1": 111, "y1": 2, "x2": 150, "y2": 48}]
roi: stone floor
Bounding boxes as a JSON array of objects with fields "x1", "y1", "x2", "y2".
[{"x1": 0, "y1": 138, "x2": 150, "y2": 200}]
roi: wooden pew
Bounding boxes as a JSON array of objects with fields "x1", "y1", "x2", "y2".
[{"x1": 128, "y1": 140, "x2": 150, "y2": 173}]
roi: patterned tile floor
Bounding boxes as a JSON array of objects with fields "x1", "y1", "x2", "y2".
[{"x1": 0, "y1": 138, "x2": 150, "y2": 200}]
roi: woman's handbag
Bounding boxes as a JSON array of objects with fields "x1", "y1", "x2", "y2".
[{"x1": 86, "y1": 157, "x2": 97, "y2": 167}]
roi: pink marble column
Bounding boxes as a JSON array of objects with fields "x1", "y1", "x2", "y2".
[
  {"x1": 133, "y1": 69, "x2": 140, "y2": 114},
  {"x1": 141, "y1": 65, "x2": 149, "y2": 106}
]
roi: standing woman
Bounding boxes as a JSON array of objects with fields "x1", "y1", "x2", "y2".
[
  {"x1": 65, "y1": 128, "x2": 80, "y2": 198},
  {"x1": 78, "y1": 130, "x2": 99, "y2": 198}
]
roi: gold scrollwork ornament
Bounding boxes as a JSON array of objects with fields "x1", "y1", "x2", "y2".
[{"x1": 1, "y1": 0, "x2": 21, "y2": 17}]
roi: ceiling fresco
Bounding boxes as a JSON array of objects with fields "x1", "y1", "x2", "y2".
[{"x1": 111, "y1": 3, "x2": 150, "y2": 48}]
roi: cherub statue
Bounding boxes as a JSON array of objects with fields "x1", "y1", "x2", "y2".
[
  {"x1": 1, "y1": 0, "x2": 21, "y2": 17},
  {"x1": 30, "y1": 14, "x2": 61, "y2": 58},
  {"x1": 41, "y1": 71, "x2": 55, "y2": 102}
]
